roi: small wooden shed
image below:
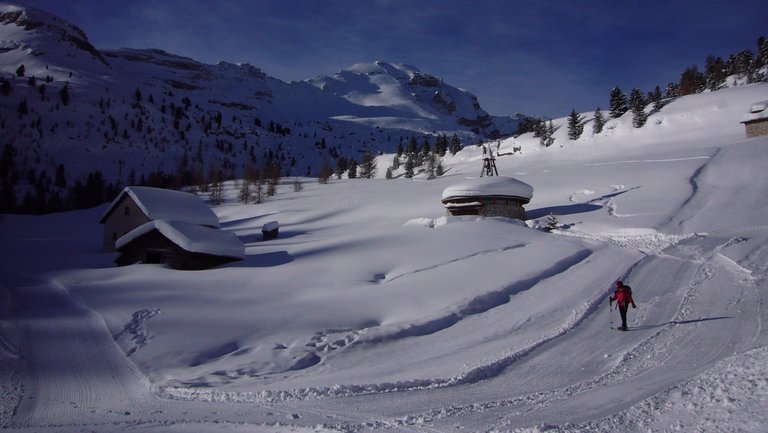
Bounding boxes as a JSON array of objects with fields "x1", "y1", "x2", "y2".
[
  {"x1": 741, "y1": 100, "x2": 768, "y2": 138},
  {"x1": 441, "y1": 176, "x2": 533, "y2": 220}
]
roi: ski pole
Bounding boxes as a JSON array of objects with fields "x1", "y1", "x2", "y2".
[{"x1": 610, "y1": 302, "x2": 613, "y2": 327}]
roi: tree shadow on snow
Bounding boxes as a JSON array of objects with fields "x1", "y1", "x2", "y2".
[{"x1": 527, "y1": 186, "x2": 642, "y2": 219}]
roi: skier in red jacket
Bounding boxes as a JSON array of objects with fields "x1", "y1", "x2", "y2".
[{"x1": 610, "y1": 280, "x2": 636, "y2": 331}]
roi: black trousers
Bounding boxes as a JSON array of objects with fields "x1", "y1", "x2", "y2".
[{"x1": 618, "y1": 304, "x2": 629, "y2": 328}]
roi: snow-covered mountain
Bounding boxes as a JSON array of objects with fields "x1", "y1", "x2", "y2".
[
  {"x1": 308, "y1": 60, "x2": 522, "y2": 135},
  {"x1": 0, "y1": 2, "x2": 524, "y2": 200}
]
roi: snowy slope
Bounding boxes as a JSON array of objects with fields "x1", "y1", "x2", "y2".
[{"x1": 1, "y1": 81, "x2": 767, "y2": 432}]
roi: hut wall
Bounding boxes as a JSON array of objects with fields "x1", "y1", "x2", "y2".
[
  {"x1": 444, "y1": 197, "x2": 526, "y2": 220},
  {"x1": 103, "y1": 196, "x2": 151, "y2": 251},
  {"x1": 745, "y1": 119, "x2": 768, "y2": 138},
  {"x1": 480, "y1": 203, "x2": 526, "y2": 220}
]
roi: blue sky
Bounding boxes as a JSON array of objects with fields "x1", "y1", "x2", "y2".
[{"x1": 19, "y1": 0, "x2": 768, "y2": 118}]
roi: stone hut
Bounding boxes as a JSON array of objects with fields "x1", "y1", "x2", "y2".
[
  {"x1": 441, "y1": 176, "x2": 533, "y2": 220},
  {"x1": 741, "y1": 100, "x2": 768, "y2": 138}
]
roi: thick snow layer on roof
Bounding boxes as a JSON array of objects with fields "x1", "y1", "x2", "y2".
[
  {"x1": 101, "y1": 186, "x2": 220, "y2": 228},
  {"x1": 442, "y1": 176, "x2": 533, "y2": 201},
  {"x1": 741, "y1": 100, "x2": 768, "y2": 123},
  {"x1": 115, "y1": 220, "x2": 245, "y2": 259},
  {"x1": 262, "y1": 221, "x2": 279, "y2": 232}
]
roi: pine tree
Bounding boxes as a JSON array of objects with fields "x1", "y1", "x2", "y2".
[
  {"x1": 532, "y1": 119, "x2": 545, "y2": 138},
  {"x1": 449, "y1": 133, "x2": 462, "y2": 155},
  {"x1": 17, "y1": 98, "x2": 28, "y2": 117},
  {"x1": 540, "y1": 121, "x2": 555, "y2": 147},
  {"x1": 210, "y1": 180, "x2": 224, "y2": 205},
  {"x1": 751, "y1": 36, "x2": 767, "y2": 82},
  {"x1": 347, "y1": 159, "x2": 358, "y2": 179},
  {"x1": 665, "y1": 82, "x2": 679, "y2": 98},
  {"x1": 421, "y1": 136, "x2": 431, "y2": 158},
  {"x1": 1, "y1": 78, "x2": 10, "y2": 96},
  {"x1": 359, "y1": 151, "x2": 377, "y2": 179},
  {"x1": 756, "y1": 36, "x2": 768, "y2": 74},
  {"x1": 592, "y1": 107, "x2": 605, "y2": 134},
  {"x1": 0, "y1": 179, "x2": 17, "y2": 213},
  {"x1": 407, "y1": 135, "x2": 418, "y2": 156},
  {"x1": 650, "y1": 86, "x2": 663, "y2": 111},
  {"x1": 318, "y1": 159, "x2": 332, "y2": 184},
  {"x1": 435, "y1": 160, "x2": 445, "y2": 177},
  {"x1": 629, "y1": 88, "x2": 648, "y2": 128},
  {"x1": 59, "y1": 83, "x2": 70, "y2": 106},
  {"x1": 609, "y1": 86, "x2": 628, "y2": 118},
  {"x1": 404, "y1": 154, "x2": 415, "y2": 178},
  {"x1": 545, "y1": 213, "x2": 559, "y2": 232},
  {"x1": 238, "y1": 179, "x2": 252, "y2": 204},
  {"x1": 705, "y1": 55, "x2": 727, "y2": 91},
  {"x1": 435, "y1": 134, "x2": 448, "y2": 156},
  {"x1": 425, "y1": 153, "x2": 437, "y2": 179},
  {"x1": 15, "y1": 64, "x2": 25, "y2": 77},
  {"x1": 567, "y1": 109, "x2": 584, "y2": 140},
  {"x1": 335, "y1": 156, "x2": 348, "y2": 179},
  {"x1": 0, "y1": 145, "x2": 14, "y2": 173},
  {"x1": 547, "y1": 121, "x2": 556, "y2": 146},
  {"x1": 55, "y1": 164, "x2": 67, "y2": 189},
  {"x1": 679, "y1": 65, "x2": 705, "y2": 95}
]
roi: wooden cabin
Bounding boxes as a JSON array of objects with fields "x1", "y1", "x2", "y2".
[
  {"x1": 441, "y1": 176, "x2": 533, "y2": 220},
  {"x1": 100, "y1": 186, "x2": 244, "y2": 270},
  {"x1": 99, "y1": 186, "x2": 220, "y2": 252}
]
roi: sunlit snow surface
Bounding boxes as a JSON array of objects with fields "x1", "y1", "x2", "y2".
[{"x1": 1, "y1": 85, "x2": 768, "y2": 432}]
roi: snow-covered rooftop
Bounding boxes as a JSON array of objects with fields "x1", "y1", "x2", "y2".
[
  {"x1": 740, "y1": 100, "x2": 768, "y2": 123},
  {"x1": 115, "y1": 220, "x2": 245, "y2": 259},
  {"x1": 442, "y1": 176, "x2": 534, "y2": 202},
  {"x1": 100, "y1": 186, "x2": 220, "y2": 228}
]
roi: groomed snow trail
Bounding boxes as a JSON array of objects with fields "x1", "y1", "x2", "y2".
[{"x1": 6, "y1": 277, "x2": 151, "y2": 428}]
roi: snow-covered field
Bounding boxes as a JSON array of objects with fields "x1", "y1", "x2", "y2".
[{"x1": 1, "y1": 84, "x2": 767, "y2": 432}]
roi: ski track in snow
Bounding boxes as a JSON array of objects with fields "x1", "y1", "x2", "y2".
[
  {"x1": 0, "y1": 283, "x2": 23, "y2": 428},
  {"x1": 361, "y1": 233, "x2": 766, "y2": 432}
]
